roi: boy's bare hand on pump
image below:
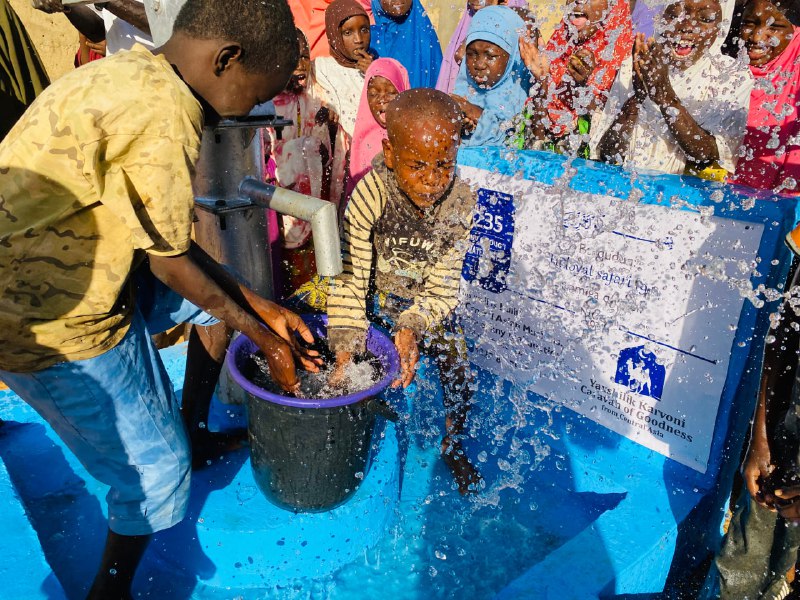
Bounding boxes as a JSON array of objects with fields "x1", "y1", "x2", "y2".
[{"x1": 31, "y1": 0, "x2": 65, "y2": 13}]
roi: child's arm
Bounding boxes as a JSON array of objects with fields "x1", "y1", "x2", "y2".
[
  {"x1": 327, "y1": 172, "x2": 384, "y2": 355},
  {"x1": 746, "y1": 259, "x2": 800, "y2": 510},
  {"x1": 638, "y1": 38, "x2": 720, "y2": 168},
  {"x1": 451, "y1": 94, "x2": 483, "y2": 133},
  {"x1": 149, "y1": 242, "x2": 320, "y2": 392},
  {"x1": 394, "y1": 226, "x2": 471, "y2": 372},
  {"x1": 32, "y1": 0, "x2": 106, "y2": 43},
  {"x1": 518, "y1": 35, "x2": 550, "y2": 144},
  {"x1": 392, "y1": 327, "x2": 420, "y2": 389},
  {"x1": 597, "y1": 35, "x2": 648, "y2": 164},
  {"x1": 745, "y1": 373, "x2": 777, "y2": 508},
  {"x1": 99, "y1": 0, "x2": 151, "y2": 35}
]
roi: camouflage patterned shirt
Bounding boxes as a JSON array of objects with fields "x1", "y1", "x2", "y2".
[{"x1": 0, "y1": 44, "x2": 203, "y2": 372}]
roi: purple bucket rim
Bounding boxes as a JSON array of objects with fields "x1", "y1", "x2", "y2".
[{"x1": 225, "y1": 314, "x2": 400, "y2": 409}]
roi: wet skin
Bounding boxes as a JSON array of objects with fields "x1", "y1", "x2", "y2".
[
  {"x1": 367, "y1": 75, "x2": 400, "y2": 127},
  {"x1": 465, "y1": 39, "x2": 510, "y2": 89},
  {"x1": 467, "y1": 0, "x2": 500, "y2": 13},
  {"x1": 740, "y1": 0, "x2": 794, "y2": 67},
  {"x1": 167, "y1": 36, "x2": 294, "y2": 121},
  {"x1": 340, "y1": 15, "x2": 371, "y2": 59},
  {"x1": 568, "y1": 0, "x2": 610, "y2": 43},
  {"x1": 659, "y1": 0, "x2": 722, "y2": 69},
  {"x1": 286, "y1": 32, "x2": 311, "y2": 95},
  {"x1": 383, "y1": 114, "x2": 460, "y2": 211},
  {"x1": 380, "y1": 0, "x2": 412, "y2": 18}
]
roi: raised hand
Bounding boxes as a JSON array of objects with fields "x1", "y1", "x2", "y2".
[
  {"x1": 519, "y1": 32, "x2": 549, "y2": 83},
  {"x1": 353, "y1": 49, "x2": 374, "y2": 74},
  {"x1": 567, "y1": 48, "x2": 596, "y2": 86},
  {"x1": 451, "y1": 94, "x2": 482, "y2": 133}
]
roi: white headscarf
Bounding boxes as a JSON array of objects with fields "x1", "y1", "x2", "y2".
[{"x1": 589, "y1": 0, "x2": 752, "y2": 175}]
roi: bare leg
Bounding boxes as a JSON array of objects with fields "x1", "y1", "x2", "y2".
[
  {"x1": 86, "y1": 529, "x2": 150, "y2": 600},
  {"x1": 431, "y1": 330, "x2": 482, "y2": 495},
  {"x1": 180, "y1": 322, "x2": 239, "y2": 468}
]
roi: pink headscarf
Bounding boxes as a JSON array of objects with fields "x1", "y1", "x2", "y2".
[
  {"x1": 347, "y1": 58, "x2": 410, "y2": 196},
  {"x1": 435, "y1": 0, "x2": 528, "y2": 94},
  {"x1": 730, "y1": 26, "x2": 800, "y2": 194}
]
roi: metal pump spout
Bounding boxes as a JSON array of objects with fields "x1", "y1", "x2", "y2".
[
  {"x1": 192, "y1": 116, "x2": 342, "y2": 404},
  {"x1": 239, "y1": 178, "x2": 343, "y2": 277}
]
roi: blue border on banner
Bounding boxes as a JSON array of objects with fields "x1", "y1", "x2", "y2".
[{"x1": 457, "y1": 146, "x2": 800, "y2": 491}]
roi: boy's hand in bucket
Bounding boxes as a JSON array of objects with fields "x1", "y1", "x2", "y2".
[
  {"x1": 329, "y1": 351, "x2": 353, "y2": 390},
  {"x1": 392, "y1": 327, "x2": 419, "y2": 389},
  {"x1": 245, "y1": 293, "x2": 323, "y2": 373}
]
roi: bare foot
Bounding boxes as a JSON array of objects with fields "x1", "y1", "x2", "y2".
[{"x1": 441, "y1": 436, "x2": 482, "y2": 495}]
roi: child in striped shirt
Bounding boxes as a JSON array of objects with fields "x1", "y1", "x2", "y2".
[{"x1": 327, "y1": 88, "x2": 482, "y2": 494}]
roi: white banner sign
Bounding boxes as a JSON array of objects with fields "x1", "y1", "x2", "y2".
[{"x1": 458, "y1": 166, "x2": 764, "y2": 473}]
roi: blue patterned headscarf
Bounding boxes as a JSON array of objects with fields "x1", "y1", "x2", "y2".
[
  {"x1": 369, "y1": 0, "x2": 443, "y2": 89},
  {"x1": 453, "y1": 5, "x2": 530, "y2": 147}
]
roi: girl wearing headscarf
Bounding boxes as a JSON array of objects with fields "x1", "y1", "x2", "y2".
[
  {"x1": 287, "y1": 0, "x2": 373, "y2": 60},
  {"x1": 436, "y1": 0, "x2": 528, "y2": 94},
  {"x1": 369, "y1": 0, "x2": 441, "y2": 89},
  {"x1": 347, "y1": 58, "x2": 410, "y2": 197},
  {"x1": 544, "y1": 0, "x2": 634, "y2": 139},
  {"x1": 313, "y1": 0, "x2": 374, "y2": 137},
  {"x1": 590, "y1": 0, "x2": 752, "y2": 177},
  {"x1": 729, "y1": 0, "x2": 800, "y2": 194},
  {"x1": 452, "y1": 5, "x2": 532, "y2": 147}
]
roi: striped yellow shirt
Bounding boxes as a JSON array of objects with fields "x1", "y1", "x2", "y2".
[{"x1": 327, "y1": 157, "x2": 476, "y2": 354}]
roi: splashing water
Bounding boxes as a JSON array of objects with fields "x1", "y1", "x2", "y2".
[{"x1": 249, "y1": 353, "x2": 382, "y2": 399}]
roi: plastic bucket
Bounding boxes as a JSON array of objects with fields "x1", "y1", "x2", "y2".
[{"x1": 226, "y1": 314, "x2": 400, "y2": 512}]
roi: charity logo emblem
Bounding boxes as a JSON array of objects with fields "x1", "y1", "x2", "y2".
[{"x1": 614, "y1": 345, "x2": 666, "y2": 400}]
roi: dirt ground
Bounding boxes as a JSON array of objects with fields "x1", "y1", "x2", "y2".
[
  {"x1": 10, "y1": 0, "x2": 75, "y2": 81},
  {"x1": 10, "y1": 0, "x2": 567, "y2": 84}
]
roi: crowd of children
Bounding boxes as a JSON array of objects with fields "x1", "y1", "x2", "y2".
[{"x1": 6, "y1": 0, "x2": 800, "y2": 596}]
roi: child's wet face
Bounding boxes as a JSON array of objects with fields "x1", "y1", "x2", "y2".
[
  {"x1": 740, "y1": 0, "x2": 794, "y2": 66},
  {"x1": 367, "y1": 76, "x2": 400, "y2": 127},
  {"x1": 660, "y1": 0, "x2": 722, "y2": 67},
  {"x1": 340, "y1": 15, "x2": 371, "y2": 60},
  {"x1": 465, "y1": 40, "x2": 510, "y2": 89},
  {"x1": 380, "y1": 0, "x2": 412, "y2": 18},
  {"x1": 569, "y1": 0, "x2": 609, "y2": 42},
  {"x1": 286, "y1": 35, "x2": 311, "y2": 94},
  {"x1": 385, "y1": 118, "x2": 460, "y2": 210}
]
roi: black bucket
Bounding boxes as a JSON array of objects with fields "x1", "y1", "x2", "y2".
[{"x1": 226, "y1": 315, "x2": 400, "y2": 512}]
